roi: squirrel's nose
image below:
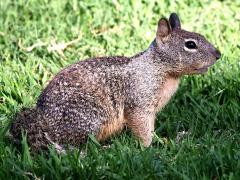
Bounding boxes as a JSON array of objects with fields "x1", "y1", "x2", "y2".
[{"x1": 214, "y1": 49, "x2": 221, "y2": 60}]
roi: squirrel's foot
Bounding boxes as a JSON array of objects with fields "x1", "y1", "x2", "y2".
[
  {"x1": 141, "y1": 135, "x2": 153, "y2": 147},
  {"x1": 127, "y1": 112, "x2": 155, "y2": 148}
]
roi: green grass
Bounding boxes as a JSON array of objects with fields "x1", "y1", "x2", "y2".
[{"x1": 0, "y1": 0, "x2": 240, "y2": 179}]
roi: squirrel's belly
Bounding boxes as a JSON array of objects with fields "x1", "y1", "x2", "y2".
[
  {"x1": 96, "y1": 108, "x2": 126, "y2": 141},
  {"x1": 96, "y1": 118, "x2": 127, "y2": 141}
]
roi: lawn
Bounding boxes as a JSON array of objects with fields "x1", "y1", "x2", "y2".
[{"x1": 0, "y1": 0, "x2": 240, "y2": 179}]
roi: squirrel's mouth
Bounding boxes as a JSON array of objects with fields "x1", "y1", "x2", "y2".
[
  {"x1": 194, "y1": 67, "x2": 209, "y2": 73},
  {"x1": 193, "y1": 61, "x2": 216, "y2": 74}
]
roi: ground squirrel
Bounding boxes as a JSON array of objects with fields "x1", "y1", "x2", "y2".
[{"x1": 10, "y1": 13, "x2": 221, "y2": 152}]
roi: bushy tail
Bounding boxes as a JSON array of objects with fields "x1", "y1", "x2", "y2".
[
  {"x1": 10, "y1": 108, "x2": 60, "y2": 152},
  {"x1": 9, "y1": 108, "x2": 38, "y2": 145}
]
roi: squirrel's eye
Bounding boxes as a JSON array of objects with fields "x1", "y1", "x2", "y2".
[{"x1": 185, "y1": 41, "x2": 197, "y2": 49}]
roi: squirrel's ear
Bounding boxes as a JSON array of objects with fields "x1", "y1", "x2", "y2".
[
  {"x1": 169, "y1": 13, "x2": 181, "y2": 30},
  {"x1": 156, "y1": 18, "x2": 171, "y2": 39}
]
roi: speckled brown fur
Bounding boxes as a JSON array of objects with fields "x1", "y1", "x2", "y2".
[{"x1": 10, "y1": 13, "x2": 221, "y2": 151}]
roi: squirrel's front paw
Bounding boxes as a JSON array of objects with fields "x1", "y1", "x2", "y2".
[{"x1": 141, "y1": 135, "x2": 153, "y2": 147}]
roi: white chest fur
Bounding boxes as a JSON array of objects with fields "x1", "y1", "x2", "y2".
[{"x1": 156, "y1": 77, "x2": 180, "y2": 112}]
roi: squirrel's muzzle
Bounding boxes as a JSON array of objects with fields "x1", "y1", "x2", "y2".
[{"x1": 213, "y1": 49, "x2": 221, "y2": 60}]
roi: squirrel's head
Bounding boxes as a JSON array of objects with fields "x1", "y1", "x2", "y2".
[{"x1": 154, "y1": 13, "x2": 221, "y2": 76}]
